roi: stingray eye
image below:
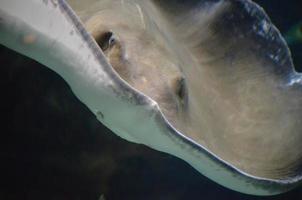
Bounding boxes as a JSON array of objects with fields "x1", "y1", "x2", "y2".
[{"x1": 95, "y1": 31, "x2": 116, "y2": 51}]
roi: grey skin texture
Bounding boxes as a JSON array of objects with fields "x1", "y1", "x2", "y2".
[
  {"x1": 72, "y1": 0, "x2": 302, "y2": 192},
  {"x1": 70, "y1": 0, "x2": 302, "y2": 194},
  {"x1": 1, "y1": 0, "x2": 302, "y2": 195}
]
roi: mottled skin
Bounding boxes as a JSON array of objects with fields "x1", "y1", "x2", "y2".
[
  {"x1": 69, "y1": 0, "x2": 302, "y2": 183},
  {"x1": 83, "y1": 7, "x2": 188, "y2": 125}
]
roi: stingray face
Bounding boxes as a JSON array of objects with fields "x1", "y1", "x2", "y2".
[{"x1": 83, "y1": 6, "x2": 188, "y2": 121}]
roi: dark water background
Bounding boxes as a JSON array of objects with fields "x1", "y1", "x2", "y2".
[{"x1": 0, "y1": 0, "x2": 301, "y2": 199}]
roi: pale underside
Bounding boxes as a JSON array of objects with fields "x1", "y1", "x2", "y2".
[{"x1": 68, "y1": 0, "x2": 302, "y2": 180}]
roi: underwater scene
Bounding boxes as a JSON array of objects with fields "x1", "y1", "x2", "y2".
[{"x1": 0, "y1": 0, "x2": 302, "y2": 199}]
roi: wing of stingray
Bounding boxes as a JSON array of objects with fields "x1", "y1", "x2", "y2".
[
  {"x1": 63, "y1": 0, "x2": 302, "y2": 195},
  {"x1": 147, "y1": 0, "x2": 302, "y2": 192},
  {"x1": 0, "y1": 0, "x2": 161, "y2": 144}
]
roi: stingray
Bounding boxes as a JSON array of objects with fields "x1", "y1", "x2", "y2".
[{"x1": 1, "y1": 0, "x2": 302, "y2": 195}]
